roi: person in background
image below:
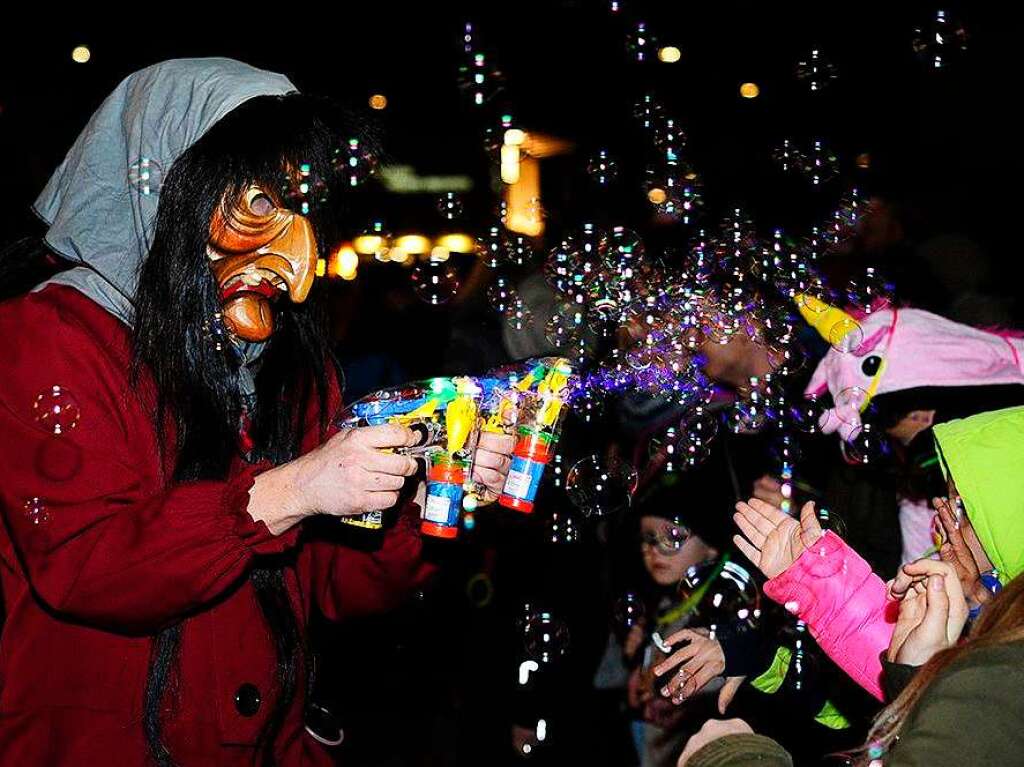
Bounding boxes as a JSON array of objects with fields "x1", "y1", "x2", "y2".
[{"x1": 621, "y1": 479, "x2": 732, "y2": 767}]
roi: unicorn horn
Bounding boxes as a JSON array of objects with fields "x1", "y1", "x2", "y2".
[{"x1": 794, "y1": 293, "x2": 859, "y2": 347}]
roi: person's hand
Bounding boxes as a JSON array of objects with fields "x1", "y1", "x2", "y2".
[
  {"x1": 732, "y1": 499, "x2": 823, "y2": 579},
  {"x1": 678, "y1": 719, "x2": 754, "y2": 766},
  {"x1": 752, "y1": 474, "x2": 786, "y2": 508},
  {"x1": 653, "y1": 628, "x2": 725, "y2": 705},
  {"x1": 251, "y1": 424, "x2": 420, "y2": 534},
  {"x1": 887, "y1": 569, "x2": 968, "y2": 666},
  {"x1": 934, "y1": 497, "x2": 990, "y2": 608},
  {"x1": 471, "y1": 431, "x2": 515, "y2": 503}
]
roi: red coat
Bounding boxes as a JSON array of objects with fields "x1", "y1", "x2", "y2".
[{"x1": 0, "y1": 285, "x2": 435, "y2": 765}]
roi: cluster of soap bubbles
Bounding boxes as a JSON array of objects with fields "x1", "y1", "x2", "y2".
[
  {"x1": 282, "y1": 162, "x2": 330, "y2": 215},
  {"x1": 772, "y1": 138, "x2": 840, "y2": 185},
  {"x1": 457, "y1": 22, "x2": 505, "y2": 107},
  {"x1": 632, "y1": 96, "x2": 704, "y2": 222}
]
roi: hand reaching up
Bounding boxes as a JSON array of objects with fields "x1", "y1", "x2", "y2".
[{"x1": 732, "y1": 499, "x2": 824, "y2": 579}]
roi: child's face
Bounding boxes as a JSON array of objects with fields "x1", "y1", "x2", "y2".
[
  {"x1": 640, "y1": 516, "x2": 716, "y2": 587},
  {"x1": 946, "y1": 476, "x2": 994, "y2": 573}
]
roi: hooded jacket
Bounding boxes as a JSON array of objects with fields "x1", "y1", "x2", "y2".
[{"x1": 0, "y1": 59, "x2": 434, "y2": 766}]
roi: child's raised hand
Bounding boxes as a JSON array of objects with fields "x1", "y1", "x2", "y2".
[
  {"x1": 732, "y1": 499, "x2": 823, "y2": 579},
  {"x1": 933, "y1": 497, "x2": 989, "y2": 608}
]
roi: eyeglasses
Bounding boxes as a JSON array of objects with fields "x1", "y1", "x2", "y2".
[{"x1": 640, "y1": 526, "x2": 691, "y2": 556}]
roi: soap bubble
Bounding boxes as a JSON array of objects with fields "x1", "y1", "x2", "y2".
[
  {"x1": 565, "y1": 454, "x2": 638, "y2": 517},
  {"x1": 504, "y1": 297, "x2": 533, "y2": 330},
  {"x1": 827, "y1": 317, "x2": 864, "y2": 353},
  {"x1": 436, "y1": 192, "x2": 464, "y2": 220},
  {"x1": 626, "y1": 20, "x2": 655, "y2": 62},
  {"x1": 476, "y1": 226, "x2": 511, "y2": 268},
  {"x1": 586, "y1": 149, "x2": 619, "y2": 186},
  {"x1": 678, "y1": 558, "x2": 761, "y2": 638},
  {"x1": 23, "y1": 497, "x2": 50, "y2": 526},
  {"x1": 802, "y1": 139, "x2": 839, "y2": 186},
  {"x1": 633, "y1": 93, "x2": 665, "y2": 132},
  {"x1": 487, "y1": 276, "x2": 519, "y2": 313},
  {"x1": 912, "y1": 10, "x2": 968, "y2": 70},
  {"x1": 678, "y1": 408, "x2": 718, "y2": 467},
  {"x1": 507, "y1": 234, "x2": 534, "y2": 267},
  {"x1": 846, "y1": 267, "x2": 894, "y2": 313},
  {"x1": 332, "y1": 137, "x2": 378, "y2": 187},
  {"x1": 834, "y1": 387, "x2": 870, "y2": 426},
  {"x1": 794, "y1": 49, "x2": 838, "y2": 91},
  {"x1": 410, "y1": 261, "x2": 459, "y2": 305},
  {"x1": 33, "y1": 386, "x2": 81, "y2": 436},
  {"x1": 522, "y1": 610, "x2": 571, "y2": 663},
  {"x1": 611, "y1": 592, "x2": 646, "y2": 631},
  {"x1": 844, "y1": 423, "x2": 891, "y2": 466},
  {"x1": 128, "y1": 158, "x2": 163, "y2": 196},
  {"x1": 791, "y1": 398, "x2": 829, "y2": 434},
  {"x1": 772, "y1": 139, "x2": 805, "y2": 175}
]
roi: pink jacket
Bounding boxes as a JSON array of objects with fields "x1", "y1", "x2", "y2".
[{"x1": 763, "y1": 531, "x2": 899, "y2": 701}]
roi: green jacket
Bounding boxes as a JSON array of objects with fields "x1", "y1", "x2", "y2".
[{"x1": 686, "y1": 642, "x2": 1024, "y2": 766}]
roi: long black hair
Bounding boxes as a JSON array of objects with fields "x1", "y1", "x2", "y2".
[{"x1": 132, "y1": 93, "x2": 351, "y2": 766}]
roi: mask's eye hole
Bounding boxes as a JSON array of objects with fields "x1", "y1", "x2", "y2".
[
  {"x1": 861, "y1": 355, "x2": 882, "y2": 376},
  {"x1": 247, "y1": 190, "x2": 275, "y2": 217}
]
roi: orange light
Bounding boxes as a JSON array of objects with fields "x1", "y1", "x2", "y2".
[
  {"x1": 436, "y1": 233, "x2": 475, "y2": 253},
  {"x1": 647, "y1": 188, "x2": 668, "y2": 204},
  {"x1": 500, "y1": 144, "x2": 521, "y2": 184},
  {"x1": 503, "y1": 128, "x2": 527, "y2": 146},
  {"x1": 740, "y1": 82, "x2": 760, "y2": 99},
  {"x1": 394, "y1": 234, "x2": 431, "y2": 254},
  {"x1": 658, "y1": 46, "x2": 681, "y2": 63},
  {"x1": 430, "y1": 246, "x2": 451, "y2": 263},
  {"x1": 856, "y1": 152, "x2": 871, "y2": 169},
  {"x1": 71, "y1": 45, "x2": 91, "y2": 64},
  {"x1": 369, "y1": 93, "x2": 388, "y2": 110}
]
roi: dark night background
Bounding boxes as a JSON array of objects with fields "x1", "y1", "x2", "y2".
[{"x1": 1, "y1": 3, "x2": 1021, "y2": 765}]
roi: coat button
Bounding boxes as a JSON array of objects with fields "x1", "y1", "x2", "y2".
[{"x1": 234, "y1": 683, "x2": 261, "y2": 717}]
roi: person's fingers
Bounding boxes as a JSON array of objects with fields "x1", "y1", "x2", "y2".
[
  {"x1": 365, "y1": 471, "x2": 407, "y2": 491},
  {"x1": 732, "y1": 534, "x2": 762, "y2": 568},
  {"x1": 654, "y1": 637, "x2": 702, "y2": 679},
  {"x1": 675, "y1": 664, "x2": 721, "y2": 703},
  {"x1": 718, "y1": 676, "x2": 745, "y2": 715},
  {"x1": 473, "y1": 449, "x2": 512, "y2": 473},
  {"x1": 733, "y1": 511, "x2": 769, "y2": 548},
  {"x1": 472, "y1": 466, "x2": 505, "y2": 491},
  {"x1": 745, "y1": 497, "x2": 789, "y2": 526},
  {"x1": 363, "y1": 449, "x2": 419, "y2": 476},
  {"x1": 363, "y1": 490, "x2": 401, "y2": 511},
  {"x1": 920, "y1": 574, "x2": 951, "y2": 644},
  {"x1": 358, "y1": 423, "x2": 420, "y2": 449},
  {"x1": 902, "y1": 558, "x2": 958, "y2": 580},
  {"x1": 477, "y1": 431, "x2": 515, "y2": 455},
  {"x1": 889, "y1": 570, "x2": 922, "y2": 599},
  {"x1": 754, "y1": 475, "x2": 783, "y2": 491},
  {"x1": 661, "y1": 628, "x2": 704, "y2": 649},
  {"x1": 798, "y1": 501, "x2": 824, "y2": 547}
]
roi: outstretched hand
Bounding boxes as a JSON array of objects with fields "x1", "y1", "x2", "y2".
[{"x1": 732, "y1": 499, "x2": 824, "y2": 579}]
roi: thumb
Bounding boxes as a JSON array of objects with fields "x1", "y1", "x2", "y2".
[
  {"x1": 921, "y1": 574, "x2": 950, "y2": 641},
  {"x1": 799, "y1": 501, "x2": 824, "y2": 548},
  {"x1": 717, "y1": 676, "x2": 745, "y2": 715}
]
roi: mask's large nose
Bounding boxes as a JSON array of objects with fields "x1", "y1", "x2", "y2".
[{"x1": 260, "y1": 213, "x2": 318, "y2": 303}]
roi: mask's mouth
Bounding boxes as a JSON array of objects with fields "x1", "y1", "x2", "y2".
[{"x1": 219, "y1": 267, "x2": 289, "y2": 302}]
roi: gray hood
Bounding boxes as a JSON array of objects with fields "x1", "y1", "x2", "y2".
[{"x1": 33, "y1": 57, "x2": 296, "y2": 325}]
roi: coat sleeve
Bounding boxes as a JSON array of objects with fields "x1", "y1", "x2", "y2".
[
  {"x1": 888, "y1": 653, "x2": 1024, "y2": 767},
  {"x1": 0, "y1": 303, "x2": 298, "y2": 634},
  {"x1": 300, "y1": 503, "x2": 439, "y2": 621},
  {"x1": 762, "y1": 531, "x2": 898, "y2": 701}
]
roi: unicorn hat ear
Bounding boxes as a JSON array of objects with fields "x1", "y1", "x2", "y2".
[{"x1": 795, "y1": 293, "x2": 859, "y2": 348}]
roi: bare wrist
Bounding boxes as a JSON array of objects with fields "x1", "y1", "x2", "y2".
[{"x1": 248, "y1": 460, "x2": 309, "y2": 535}]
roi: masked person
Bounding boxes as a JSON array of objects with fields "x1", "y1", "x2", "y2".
[{"x1": 0, "y1": 59, "x2": 512, "y2": 766}]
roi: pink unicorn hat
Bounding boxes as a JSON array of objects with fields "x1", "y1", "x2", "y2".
[{"x1": 798, "y1": 295, "x2": 1024, "y2": 441}]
